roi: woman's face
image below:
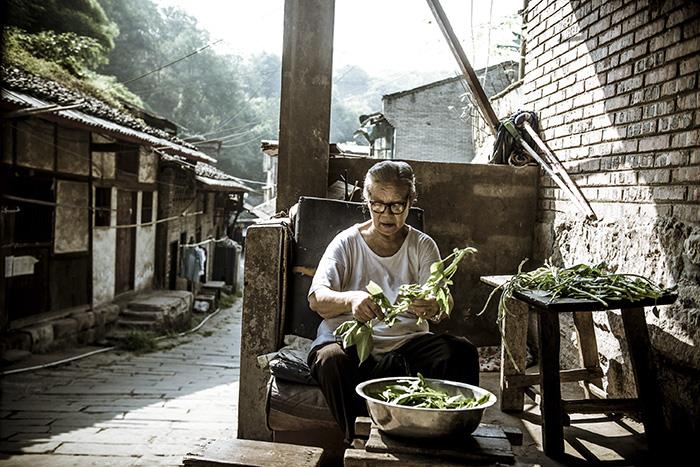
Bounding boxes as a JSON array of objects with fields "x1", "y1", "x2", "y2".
[{"x1": 366, "y1": 182, "x2": 412, "y2": 238}]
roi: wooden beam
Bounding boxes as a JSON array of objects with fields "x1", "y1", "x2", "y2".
[
  {"x1": 505, "y1": 367, "x2": 604, "y2": 389},
  {"x1": 2, "y1": 102, "x2": 83, "y2": 119},
  {"x1": 425, "y1": 0, "x2": 500, "y2": 135},
  {"x1": 562, "y1": 398, "x2": 640, "y2": 414}
]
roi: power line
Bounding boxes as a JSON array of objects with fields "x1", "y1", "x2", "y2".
[{"x1": 122, "y1": 39, "x2": 224, "y2": 85}]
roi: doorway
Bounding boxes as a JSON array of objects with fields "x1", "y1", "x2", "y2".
[{"x1": 115, "y1": 190, "x2": 136, "y2": 295}]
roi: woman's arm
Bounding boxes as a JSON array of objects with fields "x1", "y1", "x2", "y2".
[{"x1": 309, "y1": 286, "x2": 385, "y2": 322}]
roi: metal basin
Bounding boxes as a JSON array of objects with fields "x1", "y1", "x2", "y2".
[{"x1": 356, "y1": 376, "x2": 496, "y2": 439}]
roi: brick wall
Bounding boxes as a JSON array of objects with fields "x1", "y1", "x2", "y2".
[
  {"x1": 523, "y1": 0, "x2": 700, "y2": 437},
  {"x1": 383, "y1": 62, "x2": 518, "y2": 163}
]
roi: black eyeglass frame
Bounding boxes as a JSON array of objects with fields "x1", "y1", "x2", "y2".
[{"x1": 368, "y1": 197, "x2": 410, "y2": 215}]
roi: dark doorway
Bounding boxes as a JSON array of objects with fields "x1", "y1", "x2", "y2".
[{"x1": 115, "y1": 190, "x2": 136, "y2": 295}]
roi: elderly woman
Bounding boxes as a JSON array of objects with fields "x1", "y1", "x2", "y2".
[{"x1": 307, "y1": 160, "x2": 479, "y2": 443}]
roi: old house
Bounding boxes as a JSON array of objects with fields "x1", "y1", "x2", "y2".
[
  {"x1": 0, "y1": 67, "x2": 245, "y2": 355},
  {"x1": 362, "y1": 61, "x2": 519, "y2": 162}
]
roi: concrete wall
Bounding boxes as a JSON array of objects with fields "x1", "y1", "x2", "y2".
[
  {"x1": 93, "y1": 187, "x2": 117, "y2": 306},
  {"x1": 329, "y1": 157, "x2": 539, "y2": 345},
  {"x1": 523, "y1": 0, "x2": 700, "y2": 436}
]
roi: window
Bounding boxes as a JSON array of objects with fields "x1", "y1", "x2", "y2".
[
  {"x1": 141, "y1": 191, "x2": 153, "y2": 224},
  {"x1": 94, "y1": 187, "x2": 111, "y2": 227},
  {"x1": 116, "y1": 146, "x2": 139, "y2": 177}
]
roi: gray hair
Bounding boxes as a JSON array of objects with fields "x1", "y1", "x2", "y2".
[{"x1": 363, "y1": 160, "x2": 417, "y2": 201}]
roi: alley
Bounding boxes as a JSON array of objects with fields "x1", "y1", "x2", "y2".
[{"x1": 0, "y1": 301, "x2": 242, "y2": 466}]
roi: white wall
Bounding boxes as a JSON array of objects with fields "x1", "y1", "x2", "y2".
[
  {"x1": 135, "y1": 191, "x2": 157, "y2": 291},
  {"x1": 92, "y1": 187, "x2": 117, "y2": 306}
]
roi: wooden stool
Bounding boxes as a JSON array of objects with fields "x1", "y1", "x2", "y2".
[{"x1": 481, "y1": 275, "x2": 677, "y2": 459}]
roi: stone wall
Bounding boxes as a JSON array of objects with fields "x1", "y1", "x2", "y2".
[
  {"x1": 523, "y1": 0, "x2": 700, "y2": 435},
  {"x1": 329, "y1": 157, "x2": 539, "y2": 345}
]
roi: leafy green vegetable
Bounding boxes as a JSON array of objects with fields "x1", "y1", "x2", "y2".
[
  {"x1": 334, "y1": 247, "x2": 477, "y2": 364},
  {"x1": 371, "y1": 373, "x2": 490, "y2": 409},
  {"x1": 480, "y1": 258, "x2": 676, "y2": 371}
]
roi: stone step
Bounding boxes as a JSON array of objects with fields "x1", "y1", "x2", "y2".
[
  {"x1": 115, "y1": 319, "x2": 161, "y2": 331},
  {"x1": 120, "y1": 310, "x2": 164, "y2": 322},
  {"x1": 0, "y1": 349, "x2": 32, "y2": 365}
]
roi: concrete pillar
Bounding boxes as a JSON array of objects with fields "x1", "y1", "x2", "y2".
[{"x1": 276, "y1": 0, "x2": 335, "y2": 213}]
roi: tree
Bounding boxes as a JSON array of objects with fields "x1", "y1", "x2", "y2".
[{"x1": 5, "y1": 0, "x2": 118, "y2": 49}]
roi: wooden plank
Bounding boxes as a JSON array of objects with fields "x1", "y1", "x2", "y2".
[
  {"x1": 561, "y1": 398, "x2": 640, "y2": 414},
  {"x1": 183, "y1": 438, "x2": 323, "y2": 467},
  {"x1": 355, "y1": 417, "x2": 372, "y2": 438},
  {"x1": 505, "y1": 367, "x2": 603, "y2": 389},
  {"x1": 344, "y1": 448, "x2": 472, "y2": 467},
  {"x1": 499, "y1": 298, "x2": 529, "y2": 412},
  {"x1": 573, "y1": 312, "x2": 604, "y2": 397},
  {"x1": 537, "y1": 309, "x2": 564, "y2": 458},
  {"x1": 621, "y1": 307, "x2": 666, "y2": 451},
  {"x1": 364, "y1": 427, "x2": 514, "y2": 465}
]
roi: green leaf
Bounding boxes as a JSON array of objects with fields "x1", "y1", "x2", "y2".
[{"x1": 366, "y1": 281, "x2": 385, "y2": 297}]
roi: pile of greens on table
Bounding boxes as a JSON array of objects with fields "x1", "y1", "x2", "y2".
[
  {"x1": 371, "y1": 373, "x2": 490, "y2": 409},
  {"x1": 481, "y1": 259, "x2": 676, "y2": 368},
  {"x1": 334, "y1": 247, "x2": 477, "y2": 364}
]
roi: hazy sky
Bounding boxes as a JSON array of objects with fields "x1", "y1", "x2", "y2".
[{"x1": 155, "y1": 0, "x2": 523, "y2": 76}]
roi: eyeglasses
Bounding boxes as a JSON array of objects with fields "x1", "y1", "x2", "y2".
[{"x1": 368, "y1": 198, "x2": 409, "y2": 215}]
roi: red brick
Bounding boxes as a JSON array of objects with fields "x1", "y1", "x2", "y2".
[
  {"x1": 654, "y1": 151, "x2": 690, "y2": 167},
  {"x1": 658, "y1": 113, "x2": 694, "y2": 132},
  {"x1": 666, "y1": 36, "x2": 700, "y2": 61},
  {"x1": 661, "y1": 75, "x2": 697, "y2": 96},
  {"x1": 638, "y1": 135, "x2": 671, "y2": 152},
  {"x1": 633, "y1": 18, "x2": 665, "y2": 42},
  {"x1": 645, "y1": 63, "x2": 677, "y2": 85},
  {"x1": 671, "y1": 129, "x2": 700, "y2": 148},
  {"x1": 650, "y1": 27, "x2": 682, "y2": 52},
  {"x1": 620, "y1": 44, "x2": 649, "y2": 64},
  {"x1": 637, "y1": 168, "x2": 671, "y2": 184},
  {"x1": 672, "y1": 166, "x2": 700, "y2": 183},
  {"x1": 652, "y1": 186, "x2": 687, "y2": 201}
]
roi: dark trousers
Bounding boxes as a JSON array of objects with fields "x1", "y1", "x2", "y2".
[{"x1": 308, "y1": 333, "x2": 479, "y2": 443}]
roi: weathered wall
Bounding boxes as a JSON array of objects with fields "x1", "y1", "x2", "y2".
[
  {"x1": 329, "y1": 157, "x2": 539, "y2": 345},
  {"x1": 524, "y1": 0, "x2": 700, "y2": 435},
  {"x1": 135, "y1": 191, "x2": 157, "y2": 291},
  {"x1": 384, "y1": 62, "x2": 518, "y2": 164},
  {"x1": 93, "y1": 187, "x2": 117, "y2": 306}
]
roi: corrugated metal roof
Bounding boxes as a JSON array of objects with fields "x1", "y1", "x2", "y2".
[
  {"x1": 1, "y1": 88, "x2": 216, "y2": 163},
  {"x1": 195, "y1": 175, "x2": 248, "y2": 191}
]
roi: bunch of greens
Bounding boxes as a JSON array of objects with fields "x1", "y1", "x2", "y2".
[
  {"x1": 334, "y1": 247, "x2": 476, "y2": 364},
  {"x1": 480, "y1": 259, "x2": 675, "y2": 370},
  {"x1": 372, "y1": 373, "x2": 490, "y2": 409}
]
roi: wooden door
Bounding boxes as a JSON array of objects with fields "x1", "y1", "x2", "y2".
[{"x1": 115, "y1": 190, "x2": 136, "y2": 294}]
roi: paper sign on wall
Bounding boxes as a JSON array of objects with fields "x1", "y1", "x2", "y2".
[{"x1": 4, "y1": 255, "x2": 39, "y2": 277}]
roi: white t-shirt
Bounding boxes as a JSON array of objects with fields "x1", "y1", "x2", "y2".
[{"x1": 308, "y1": 223, "x2": 440, "y2": 355}]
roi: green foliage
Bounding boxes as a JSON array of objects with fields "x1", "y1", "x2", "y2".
[
  {"x1": 5, "y1": 0, "x2": 118, "y2": 49},
  {"x1": 118, "y1": 330, "x2": 158, "y2": 353},
  {"x1": 335, "y1": 247, "x2": 477, "y2": 364},
  {"x1": 218, "y1": 293, "x2": 236, "y2": 309},
  {"x1": 373, "y1": 374, "x2": 490, "y2": 409},
  {"x1": 3, "y1": 27, "x2": 142, "y2": 108},
  {"x1": 8, "y1": 27, "x2": 107, "y2": 75}
]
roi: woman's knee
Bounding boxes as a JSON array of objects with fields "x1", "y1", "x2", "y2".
[{"x1": 310, "y1": 343, "x2": 354, "y2": 374}]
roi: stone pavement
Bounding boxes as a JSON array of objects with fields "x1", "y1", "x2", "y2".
[{"x1": 0, "y1": 300, "x2": 242, "y2": 466}]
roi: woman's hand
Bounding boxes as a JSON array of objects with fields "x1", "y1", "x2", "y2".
[
  {"x1": 409, "y1": 297, "x2": 442, "y2": 322},
  {"x1": 349, "y1": 291, "x2": 385, "y2": 323}
]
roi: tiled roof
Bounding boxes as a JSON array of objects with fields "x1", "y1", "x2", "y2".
[{"x1": 1, "y1": 66, "x2": 215, "y2": 163}]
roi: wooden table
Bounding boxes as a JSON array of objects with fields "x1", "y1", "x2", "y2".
[{"x1": 480, "y1": 275, "x2": 677, "y2": 459}]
